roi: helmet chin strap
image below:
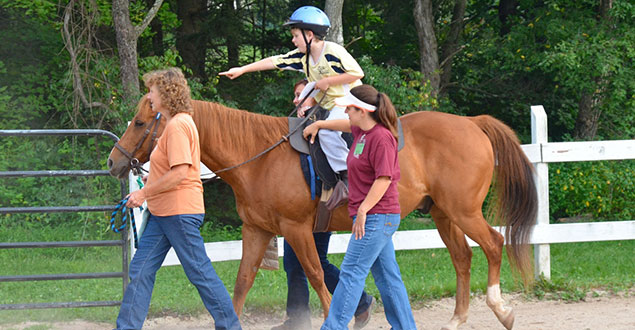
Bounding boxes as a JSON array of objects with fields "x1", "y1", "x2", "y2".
[{"x1": 301, "y1": 29, "x2": 312, "y2": 80}]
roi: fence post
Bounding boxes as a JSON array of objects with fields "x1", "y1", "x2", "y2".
[{"x1": 531, "y1": 105, "x2": 550, "y2": 279}]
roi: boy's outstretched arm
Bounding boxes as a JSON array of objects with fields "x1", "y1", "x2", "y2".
[{"x1": 219, "y1": 57, "x2": 276, "y2": 79}]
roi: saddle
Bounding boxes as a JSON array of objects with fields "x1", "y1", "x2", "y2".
[{"x1": 289, "y1": 111, "x2": 406, "y2": 232}]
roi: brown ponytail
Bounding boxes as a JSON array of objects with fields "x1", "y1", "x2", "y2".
[{"x1": 349, "y1": 85, "x2": 399, "y2": 140}]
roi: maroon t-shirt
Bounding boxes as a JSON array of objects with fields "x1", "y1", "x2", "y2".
[{"x1": 347, "y1": 124, "x2": 401, "y2": 218}]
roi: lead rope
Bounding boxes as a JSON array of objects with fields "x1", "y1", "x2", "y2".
[{"x1": 110, "y1": 194, "x2": 145, "y2": 248}]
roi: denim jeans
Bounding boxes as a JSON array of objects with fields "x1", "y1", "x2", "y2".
[
  {"x1": 115, "y1": 213, "x2": 241, "y2": 330},
  {"x1": 321, "y1": 214, "x2": 416, "y2": 330},
  {"x1": 284, "y1": 232, "x2": 372, "y2": 322}
]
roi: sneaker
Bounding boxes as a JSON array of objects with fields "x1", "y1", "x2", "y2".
[
  {"x1": 271, "y1": 318, "x2": 311, "y2": 330},
  {"x1": 353, "y1": 296, "x2": 376, "y2": 329}
]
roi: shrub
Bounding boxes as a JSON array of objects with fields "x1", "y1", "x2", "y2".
[{"x1": 549, "y1": 160, "x2": 634, "y2": 222}]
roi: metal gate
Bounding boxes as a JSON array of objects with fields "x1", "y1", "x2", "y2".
[{"x1": 0, "y1": 129, "x2": 128, "y2": 310}]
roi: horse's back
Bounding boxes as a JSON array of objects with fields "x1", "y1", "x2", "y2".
[{"x1": 400, "y1": 111, "x2": 494, "y2": 159}]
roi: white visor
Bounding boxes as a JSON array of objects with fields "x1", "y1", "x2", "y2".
[{"x1": 335, "y1": 92, "x2": 377, "y2": 112}]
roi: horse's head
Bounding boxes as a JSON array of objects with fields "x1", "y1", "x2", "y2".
[{"x1": 107, "y1": 94, "x2": 166, "y2": 179}]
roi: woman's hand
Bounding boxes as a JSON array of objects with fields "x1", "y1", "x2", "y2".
[
  {"x1": 303, "y1": 121, "x2": 322, "y2": 144},
  {"x1": 352, "y1": 210, "x2": 367, "y2": 240},
  {"x1": 219, "y1": 67, "x2": 244, "y2": 80},
  {"x1": 125, "y1": 189, "x2": 146, "y2": 208}
]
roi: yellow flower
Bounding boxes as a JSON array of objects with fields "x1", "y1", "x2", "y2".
[
  {"x1": 585, "y1": 201, "x2": 590, "y2": 207},
  {"x1": 563, "y1": 185, "x2": 568, "y2": 191},
  {"x1": 607, "y1": 180, "x2": 611, "y2": 185},
  {"x1": 556, "y1": 169, "x2": 560, "y2": 174},
  {"x1": 528, "y1": 23, "x2": 534, "y2": 28},
  {"x1": 521, "y1": 55, "x2": 526, "y2": 60}
]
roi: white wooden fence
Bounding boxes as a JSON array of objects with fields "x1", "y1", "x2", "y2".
[{"x1": 129, "y1": 106, "x2": 635, "y2": 279}]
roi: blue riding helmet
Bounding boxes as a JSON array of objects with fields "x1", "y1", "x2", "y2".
[{"x1": 283, "y1": 6, "x2": 331, "y2": 38}]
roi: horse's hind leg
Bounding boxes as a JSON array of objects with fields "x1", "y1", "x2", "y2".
[
  {"x1": 233, "y1": 223, "x2": 275, "y2": 317},
  {"x1": 430, "y1": 207, "x2": 473, "y2": 330},
  {"x1": 443, "y1": 208, "x2": 514, "y2": 330},
  {"x1": 282, "y1": 227, "x2": 332, "y2": 319}
]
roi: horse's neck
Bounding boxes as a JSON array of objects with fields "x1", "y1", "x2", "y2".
[{"x1": 191, "y1": 100, "x2": 287, "y2": 179}]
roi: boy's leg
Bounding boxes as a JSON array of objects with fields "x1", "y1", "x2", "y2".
[
  {"x1": 370, "y1": 214, "x2": 416, "y2": 330},
  {"x1": 163, "y1": 214, "x2": 241, "y2": 330},
  {"x1": 116, "y1": 215, "x2": 171, "y2": 330},
  {"x1": 317, "y1": 106, "x2": 349, "y2": 173}
]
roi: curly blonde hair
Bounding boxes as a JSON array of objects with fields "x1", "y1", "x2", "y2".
[{"x1": 143, "y1": 67, "x2": 192, "y2": 116}]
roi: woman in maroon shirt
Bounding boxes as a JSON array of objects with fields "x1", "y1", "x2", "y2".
[{"x1": 304, "y1": 85, "x2": 417, "y2": 330}]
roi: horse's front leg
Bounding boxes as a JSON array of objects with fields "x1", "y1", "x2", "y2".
[
  {"x1": 282, "y1": 224, "x2": 332, "y2": 319},
  {"x1": 233, "y1": 223, "x2": 274, "y2": 317},
  {"x1": 431, "y1": 207, "x2": 473, "y2": 330}
]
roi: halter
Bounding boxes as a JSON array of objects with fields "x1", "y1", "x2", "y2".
[{"x1": 114, "y1": 112, "x2": 162, "y2": 175}]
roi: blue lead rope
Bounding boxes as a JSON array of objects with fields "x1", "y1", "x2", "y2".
[{"x1": 110, "y1": 197, "x2": 141, "y2": 248}]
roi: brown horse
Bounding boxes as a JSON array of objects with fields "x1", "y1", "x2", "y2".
[{"x1": 108, "y1": 96, "x2": 537, "y2": 330}]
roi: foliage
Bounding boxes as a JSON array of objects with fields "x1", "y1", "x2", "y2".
[{"x1": 549, "y1": 160, "x2": 634, "y2": 222}]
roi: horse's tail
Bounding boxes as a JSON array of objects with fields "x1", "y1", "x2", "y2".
[{"x1": 471, "y1": 115, "x2": 538, "y2": 284}]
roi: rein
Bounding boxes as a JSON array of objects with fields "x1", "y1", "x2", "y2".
[
  {"x1": 213, "y1": 89, "x2": 325, "y2": 175},
  {"x1": 114, "y1": 112, "x2": 162, "y2": 175}
]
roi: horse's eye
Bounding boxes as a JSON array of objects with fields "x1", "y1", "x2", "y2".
[{"x1": 134, "y1": 120, "x2": 145, "y2": 127}]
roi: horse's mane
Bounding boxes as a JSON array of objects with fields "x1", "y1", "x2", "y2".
[{"x1": 191, "y1": 99, "x2": 289, "y2": 158}]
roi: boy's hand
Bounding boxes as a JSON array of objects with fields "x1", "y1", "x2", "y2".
[
  {"x1": 315, "y1": 78, "x2": 330, "y2": 91},
  {"x1": 297, "y1": 106, "x2": 310, "y2": 118},
  {"x1": 219, "y1": 67, "x2": 244, "y2": 79}
]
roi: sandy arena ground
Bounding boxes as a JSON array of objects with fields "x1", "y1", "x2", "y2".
[{"x1": 3, "y1": 292, "x2": 633, "y2": 330}]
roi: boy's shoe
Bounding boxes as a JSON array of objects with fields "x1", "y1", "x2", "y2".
[{"x1": 354, "y1": 296, "x2": 376, "y2": 329}]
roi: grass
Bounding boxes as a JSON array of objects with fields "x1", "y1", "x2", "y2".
[{"x1": 0, "y1": 218, "x2": 633, "y2": 325}]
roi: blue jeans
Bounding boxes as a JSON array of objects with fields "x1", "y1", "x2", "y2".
[
  {"x1": 284, "y1": 232, "x2": 372, "y2": 321},
  {"x1": 321, "y1": 214, "x2": 416, "y2": 330},
  {"x1": 115, "y1": 213, "x2": 241, "y2": 330}
]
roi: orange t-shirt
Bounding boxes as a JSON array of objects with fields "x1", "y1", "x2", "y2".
[{"x1": 146, "y1": 113, "x2": 204, "y2": 216}]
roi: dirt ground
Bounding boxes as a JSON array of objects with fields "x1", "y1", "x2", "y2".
[{"x1": 3, "y1": 293, "x2": 633, "y2": 330}]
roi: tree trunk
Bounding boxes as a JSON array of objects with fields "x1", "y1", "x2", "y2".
[
  {"x1": 574, "y1": 90, "x2": 601, "y2": 140},
  {"x1": 176, "y1": 0, "x2": 207, "y2": 80},
  {"x1": 223, "y1": 0, "x2": 241, "y2": 67},
  {"x1": 147, "y1": 0, "x2": 164, "y2": 56},
  {"x1": 112, "y1": 0, "x2": 163, "y2": 105},
  {"x1": 573, "y1": 1, "x2": 612, "y2": 140},
  {"x1": 439, "y1": 0, "x2": 466, "y2": 97},
  {"x1": 324, "y1": 0, "x2": 344, "y2": 46},
  {"x1": 413, "y1": 0, "x2": 440, "y2": 97},
  {"x1": 498, "y1": 0, "x2": 518, "y2": 36},
  {"x1": 112, "y1": 0, "x2": 140, "y2": 102}
]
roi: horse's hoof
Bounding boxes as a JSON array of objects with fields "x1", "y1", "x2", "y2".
[
  {"x1": 440, "y1": 316, "x2": 464, "y2": 330},
  {"x1": 496, "y1": 308, "x2": 515, "y2": 330}
]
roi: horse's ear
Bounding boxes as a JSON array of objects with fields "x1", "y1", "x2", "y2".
[{"x1": 136, "y1": 94, "x2": 150, "y2": 114}]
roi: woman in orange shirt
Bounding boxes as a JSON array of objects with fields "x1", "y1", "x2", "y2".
[{"x1": 115, "y1": 68, "x2": 241, "y2": 330}]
